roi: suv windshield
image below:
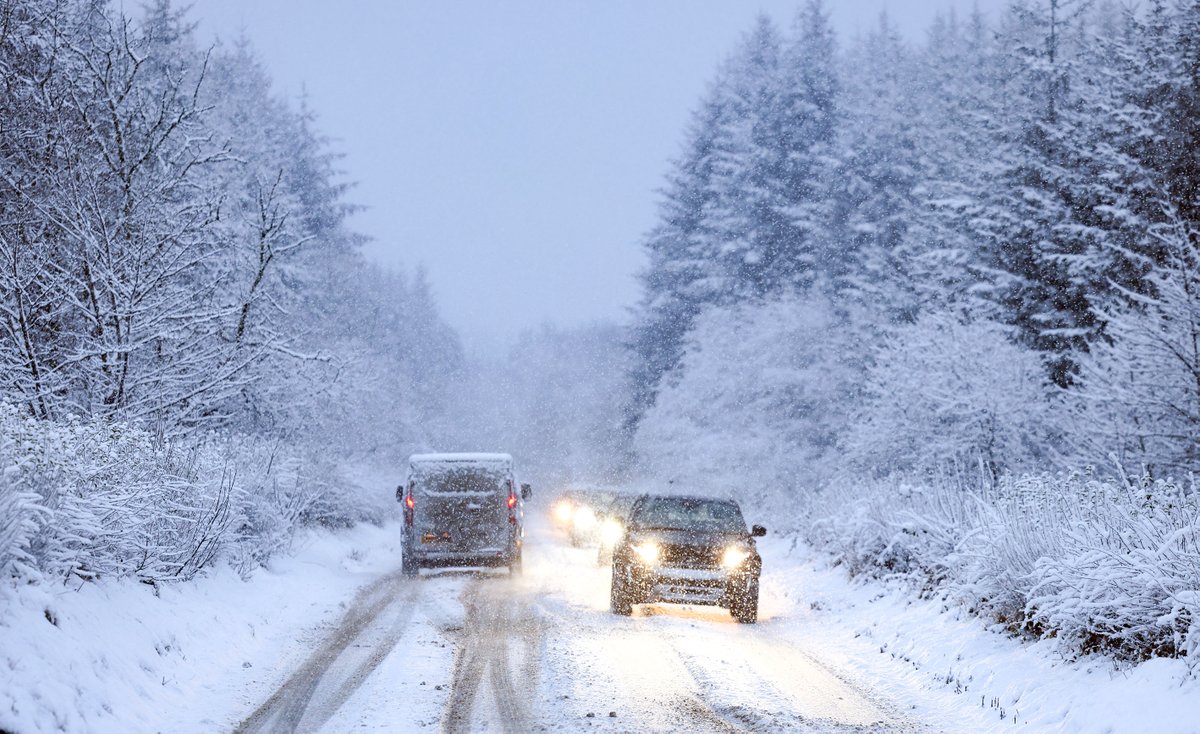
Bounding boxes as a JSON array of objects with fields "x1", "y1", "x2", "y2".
[
  {"x1": 606, "y1": 493, "x2": 639, "y2": 519},
  {"x1": 633, "y1": 496, "x2": 746, "y2": 532}
]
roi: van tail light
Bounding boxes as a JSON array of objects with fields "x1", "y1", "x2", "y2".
[
  {"x1": 404, "y1": 493, "x2": 414, "y2": 526},
  {"x1": 507, "y1": 494, "x2": 517, "y2": 509},
  {"x1": 506, "y1": 481, "x2": 518, "y2": 523}
]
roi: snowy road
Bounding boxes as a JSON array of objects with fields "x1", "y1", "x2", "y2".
[
  {"x1": 234, "y1": 521, "x2": 923, "y2": 733},
  {"x1": 236, "y1": 570, "x2": 423, "y2": 733}
]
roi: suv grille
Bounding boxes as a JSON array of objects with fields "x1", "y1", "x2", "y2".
[{"x1": 660, "y1": 543, "x2": 722, "y2": 570}]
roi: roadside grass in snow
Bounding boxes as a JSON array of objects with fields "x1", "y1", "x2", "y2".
[{"x1": 810, "y1": 469, "x2": 1200, "y2": 667}]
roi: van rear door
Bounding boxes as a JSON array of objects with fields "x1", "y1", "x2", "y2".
[{"x1": 414, "y1": 466, "x2": 510, "y2": 553}]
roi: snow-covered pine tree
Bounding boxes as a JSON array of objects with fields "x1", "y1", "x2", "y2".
[
  {"x1": 774, "y1": 0, "x2": 839, "y2": 291},
  {"x1": 1156, "y1": 0, "x2": 1200, "y2": 233},
  {"x1": 971, "y1": 0, "x2": 1097, "y2": 387},
  {"x1": 1044, "y1": 3, "x2": 1175, "y2": 335},
  {"x1": 1062, "y1": 0, "x2": 1200, "y2": 477},
  {"x1": 628, "y1": 2, "x2": 841, "y2": 426},
  {"x1": 830, "y1": 11, "x2": 922, "y2": 322},
  {"x1": 627, "y1": 20, "x2": 778, "y2": 425},
  {"x1": 904, "y1": 6, "x2": 1000, "y2": 317},
  {"x1": 697, "y1": 15, "x2": 787, "y2": 302}
]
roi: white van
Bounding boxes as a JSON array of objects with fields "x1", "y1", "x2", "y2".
[{"x1": 398, "y1": 453, "x2": 531, "y2": 575}]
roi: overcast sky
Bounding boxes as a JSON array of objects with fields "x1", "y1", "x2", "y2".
[{"x1": 192, "y1": 1, "x2": 1004, "y2": 351}]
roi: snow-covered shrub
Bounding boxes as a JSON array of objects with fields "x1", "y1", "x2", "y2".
[
  {"x1": 0, "y1": 434, "x2": 49, "y2": 582},
  {"x1": 812, "y1": 468, "x2": 1200, "y2": 663},
  {"x1": 843, "y1": 314, "x2": 1056, "y2": 481},
  {"x1": 287, "y1": 456, "x2": 393, "y2": 530},
  {"x1": 0, "y1": 481, "x2": 44, "y2": 582},
  {"x1": 221, "y1": 441, "x2": 302, "y2": 574},
  {"x1": 0, "y1": 405, "x2": 389, "y2": 587},
  {"x1": 1023, "y1": 474, "x2": 1200, "y2": 661},
  {"x1": 227, "y1": 445, "x2": 391, "y2": 574},
  {"x1": 0, "y1": 404, "x2": 235, "y2": 584},
  {"x1": 810, "y1": 469, "x2": 985, "y2": 594},
  {"x1": 1065, "y1": 218, "x2": 1200, "y2": 480},
  {"x1": 635, "y1": 295, "x2": 865, "y2": 523},
  {"x1": 960, "y1": 473, "x2": 1087, "y2": 625}
]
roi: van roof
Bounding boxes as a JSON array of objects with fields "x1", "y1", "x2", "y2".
[{"x1": 408, "y1": 452, "x2": 513, "y2": 465}]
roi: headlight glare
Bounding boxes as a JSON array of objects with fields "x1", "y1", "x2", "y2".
[
  {"x1": 721, "y1": 546, "x2": 751, "y2": 568},
  {"x1": 632, "y1": 541, "x2": 660, "y2": 564},
  {"x1": 574, "y1": 506, "x2": 597, "y2": 528},
  {"x1": 553, "y1": 501, "x2": 574, "y2": 523},
  {"x1": 600, "y1": 519, "x2": 624, "y2": 547}
]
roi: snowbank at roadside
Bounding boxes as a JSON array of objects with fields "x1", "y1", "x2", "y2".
[
  {"x1": 763, "y1": 536, "x2": 1200, "y2": 733},
  {"x1": 0, "y1": 521, "x2": 403, "y2": 734},
  {"x1": 6, "y1": 515, "x2": 1198, "y2": 733}
]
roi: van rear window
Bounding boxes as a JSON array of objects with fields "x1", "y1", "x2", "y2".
[{"x1": 417, "y1": 467, "x2": 506, "y2": 494}]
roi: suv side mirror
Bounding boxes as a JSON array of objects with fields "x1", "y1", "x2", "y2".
[
  {"x1": 520, "y1": 483, "x2": 532, "y2": 500},
  {"x1": 396, "y1": 485, "x2": 404, "y2": 502},
  {"x1": 751, "y1": 524, "x2": 767, "y2": 537}
]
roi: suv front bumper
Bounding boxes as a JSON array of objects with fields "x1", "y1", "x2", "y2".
[{"x1": 625, "y1": 564, "x2": 756, "y2": 607}]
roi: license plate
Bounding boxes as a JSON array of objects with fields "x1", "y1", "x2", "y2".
[{"x1": 421, "y1": 532, "x2": 452, "y2": 544}]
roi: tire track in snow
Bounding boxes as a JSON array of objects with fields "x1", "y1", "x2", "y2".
[
  {"x1": 532, "y1": 592, "x2": 756, "y2": 732},
  {"x1": 441, "y1": 575, "x2": 541, "y2": 734},
  {"x1": 234, "y1": 569, "x2": 421, "y2": 734},
  {"x1": 658, "y1": 609, "x2": 919, "y2": 732}
]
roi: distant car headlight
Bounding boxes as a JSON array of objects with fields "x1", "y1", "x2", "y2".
[
  {"x1": 553, "y1": 500, "x2": 574, "y2": 523},
  {"x1": 721, "y1": 546, "x2": 751, "y2": 569},
  {"x1": 574, "y1": 506, "x2": 597, "y2": 529},
  {"x1": 632, "y1": 541, "x2": 660, "y2": 565},
  {"x1": 599, "y1": 518, "x2": 623, "y2": 547}
]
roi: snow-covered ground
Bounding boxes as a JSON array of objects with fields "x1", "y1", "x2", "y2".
[
  {"x1": 0, "y1": 522, "x2": 406, "y2": 733},
  {"x1": 770, "y1": 544, "x2": 1200, "y2": 733},
  {"x1": 3, "y1": 509, "x2": 1199, "y2": 733}
]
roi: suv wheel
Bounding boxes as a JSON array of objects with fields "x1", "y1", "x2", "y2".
[
  {"x1": 509, "y1": 549, "x2": 523, "y2": 576},
  {"x1": 731, "y1": 576, "x2": 759, "y2": 624},
  {"x1": 610, "y1": 563, "x2": 634, "y2": 616}
]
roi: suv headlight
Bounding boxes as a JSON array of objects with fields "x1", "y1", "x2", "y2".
[
  {"x1": 632, "y1": 541, "x2": 660, "y2": 564},
  {"x1": 721, "y1": 546, "x2": 751, "y2": 569}
]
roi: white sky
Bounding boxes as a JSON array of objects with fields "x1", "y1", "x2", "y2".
[{"x1": 192, "y1": 1, "x2": 1005, "y2": 350}]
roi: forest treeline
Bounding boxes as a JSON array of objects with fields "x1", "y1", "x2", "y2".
[
  {"x1": 629, "y1": 0, "x2": 1200, "y2": 662},
  {"x1": 0, "y1": 0, "x2": 632, "y2": 586},
  {"x1": 0, "y1": 0, "x2": 464, "y2": 583},
  {"x1": 632, "y1": 0, "x2": 1200, "y2": 486}
]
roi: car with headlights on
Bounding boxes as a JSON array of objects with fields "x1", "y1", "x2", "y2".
[
  {"x1": 551, "y1": 489, "x2": 584, "y2": 531},
  {"x1": 610, "y1": 494, "x2": 765, "y2": 623},
  {"x1": 595, "y1": 492, "x2": 640, "y2": 565},
  {"x1": 556, "y1": 488, "x2": 617, "y2": 547}
]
